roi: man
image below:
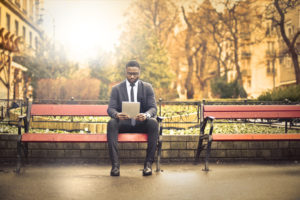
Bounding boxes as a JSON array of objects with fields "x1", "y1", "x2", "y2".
[{"x1": 107, "y1": 60, "x2": 159, "y2": 176}]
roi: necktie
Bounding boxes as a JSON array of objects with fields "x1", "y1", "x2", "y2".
[
  {"x1": 130, "y1": 83, "x2": 135, "y2": 102},
  {"x1": 130, "y1": 83, "x2": 136, "y2": 126}
]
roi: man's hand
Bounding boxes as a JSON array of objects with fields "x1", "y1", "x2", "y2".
[
  {"x1": 116, "y1": 113, "x2": 130, "y2": 120},
  {"x1": 135, "y1": 113, "x2": 147, "y2": 122}
]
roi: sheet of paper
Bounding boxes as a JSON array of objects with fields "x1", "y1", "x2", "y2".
[{"x1": 122, "y1": 102, "x2": 140, "y2": 118}]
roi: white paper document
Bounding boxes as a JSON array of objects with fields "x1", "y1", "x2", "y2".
[{"x1": 122, "y1": 102, "x2": 140, "y2": 118}]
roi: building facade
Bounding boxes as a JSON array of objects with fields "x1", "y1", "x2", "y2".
[
  {"x1": 223, "y1": 0, "x2": 299, "y2": 98},
  {"x1": 249, "y1": 1, "x2": 299, "y2": 98},
  {"x1": 0, "y1": 0, "x2": 43, "y2": 101}
]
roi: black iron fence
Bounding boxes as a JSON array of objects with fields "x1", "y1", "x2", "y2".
[
  {"x1": 1, "y1": 98, "x2": 299, "y2": 134},
  {"x1": 0, "y1": 99, "x2": 26, "y2": 120}
]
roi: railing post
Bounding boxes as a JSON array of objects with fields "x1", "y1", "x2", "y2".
[
  {"x1": 20, "y1": 100, "x2": 23, "y2": 116},
  {"x1": 159, "y1": 98, "x2": 162, "y2": 117},
  {"x1": 201, "y1": 99, "x2": 205, "y2": 123},
  {"x1": 197, "y1": 101, "x2": 200, "y2": 124}
]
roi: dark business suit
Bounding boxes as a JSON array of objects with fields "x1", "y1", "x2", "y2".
[{"x1": 107, "y1": 80, "x2": 159, "y2": 166}]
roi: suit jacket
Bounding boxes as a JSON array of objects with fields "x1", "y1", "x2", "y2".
[{"x1": 107, "y1": 80, "x2": 157, "y2": 118}]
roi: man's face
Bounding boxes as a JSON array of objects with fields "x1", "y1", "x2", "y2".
[{"x1": 126, "y1": 66, "x2": 140, "y2": 84}]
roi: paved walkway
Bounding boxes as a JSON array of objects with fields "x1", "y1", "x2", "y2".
[{"x1": 0, "y1": 162, "x2": 300, "y2": 200}]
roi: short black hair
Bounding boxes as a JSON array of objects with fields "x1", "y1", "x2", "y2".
[{"x1": 126, "y1": 60, "x2": 140, "y2": 69}]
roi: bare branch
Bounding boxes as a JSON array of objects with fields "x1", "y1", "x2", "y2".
[
  {"x1": 291, "y1": 30, "x2": 300, "y2": 47},
  {"x1": 181, "y1": 6, "x2": 192, "y2": 30}
]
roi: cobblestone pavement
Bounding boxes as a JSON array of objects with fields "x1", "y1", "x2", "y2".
[{"x1": 0, "y1": 162, "x2": 300, "y2": 200}]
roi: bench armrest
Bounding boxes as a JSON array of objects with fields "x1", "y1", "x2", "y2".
[
  {"x1": 156, "y1": 116, "x2": 164, "y2": 138},
  {"x1": 156, "y1": 116, "x2": 164, "y2": 123},
  {"x1": 200, "y1": 116, "x2": 215, "y2": 136},
  {"x1": 18, "y1": 115, "x2": 29, "y2": 135},
  {"x1": 18, "y1": 116, "x2": 25, "y2": 135}
]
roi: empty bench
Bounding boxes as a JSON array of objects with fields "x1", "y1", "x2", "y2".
[
  {"x1": 16, "y1": 102, "x2": 163, "y2": 173},
  {"x1": 195, "y1": 104, "x2": 300, "y2": 171}
]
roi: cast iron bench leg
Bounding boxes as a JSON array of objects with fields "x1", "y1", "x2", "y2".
[
  {"x1": 195, "y1": 136, "x2": 204, "y2": 163},
  {"x1": 155, "y1": 117, "x2": 163, "y2": 172},
  {"x1": 156, "y1": 138, "x2": 162, "y2": 172},
  {"x1": 16, "y1": 135, "x2": 22, "y2": 174},
  {"x1": 195, "y1": 117, "x2": 211, "y2": 163},
  {"x1": 203, "y1": 120, "x2": 214, "y2": 171},
  {"x1": 16, "y1": 117, "x2": 23, "y2": 174}
]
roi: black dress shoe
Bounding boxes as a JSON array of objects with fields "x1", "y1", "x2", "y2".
[
  {"x1": 143, "y1": 162, "x2": 152, "y2": 176},
  {"x1": 110, "y1": 166, "x2": 120, "y2": 176}
]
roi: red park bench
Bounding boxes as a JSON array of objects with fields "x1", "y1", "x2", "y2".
[
  {"x1": 195, "y1": 104, "x2": 300, "y2": 171},
  {"x1": 16, "y1": 102, "x2": 163, "y2": 173}
]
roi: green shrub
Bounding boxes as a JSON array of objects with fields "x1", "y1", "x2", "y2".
[
  {"x1": 211, "y1": 76, "x2": 247, "y2": 98},
  {"x1": 258, "y1": 85, "x2": 300, "y2": 102}
]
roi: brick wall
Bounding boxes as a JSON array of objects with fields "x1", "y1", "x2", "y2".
[{"x1": 0, "y1": 134, "x2": 300, "y2": 164}]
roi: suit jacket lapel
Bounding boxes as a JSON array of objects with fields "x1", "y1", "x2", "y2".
[
  {"x1": 120, "y1": 81, "x2": 129, "y2": 101},
  {"x1": 137, "y1": 81, "x2": 143, "y2": 102}
]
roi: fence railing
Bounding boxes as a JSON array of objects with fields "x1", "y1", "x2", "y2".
[
  {"x1": 1, "y1": 98, "x2": 299, "y2": 133},
  {"x1": 0, "y1": 99, "x2": 26, "y2": 120}
]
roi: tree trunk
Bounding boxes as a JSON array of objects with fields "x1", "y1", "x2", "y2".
[
  {"x1": 232, "y1": 14, "x2": 242, "y2": 83},
  {"x1": 274, "y1": 0, "x2": 300, "y2": 84},
  {"x1": 185, "y1": 55, "x2": 194, "y2": 99},
  {"x1": 291, "y1": 50, "x2": 300, "y2": 84},
  {"x1": 182, "y1": 6, "x2": 194, "y2": 99},
  {"x1": 234, "y1": 37, "x2": 242, "y2": 83}
]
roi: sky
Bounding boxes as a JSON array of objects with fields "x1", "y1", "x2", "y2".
[{"x1": 42, "y1": 0, "x2": 132, "y2": 63}]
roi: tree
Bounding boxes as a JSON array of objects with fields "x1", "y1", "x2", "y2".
[
  {"x1": 266, "y1": 0, "x2": 300, "y2": 84},
  {"x1": 181, "y1": 6, "x2": 196, "y2": 99},
  {"x1": 89, "y1": 51, "x2": 114, "y2": 100},
  {"x1": 133, "y1": 0, "x2": 179, "y2": 48},
  {"x1": 13, "y1": 39, "x2": 78, "y2": 98},
  {"x1": 217, "y1": 0, "x2": 244, "y2": 83},
  {"x1": 115, "y1": 0, "x2": 178, "y2": 99},
  {"x1": 181, "y1": 0, "x2": 220, "y2": 99},
  {"x1": 200, "y1": 0, "x2": 229, "y2": 79},
  {"x1": 215, "y1": 0, "x2": 263, "y2": 84}
]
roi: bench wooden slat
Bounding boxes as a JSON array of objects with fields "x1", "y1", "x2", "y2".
[
  {"x1": 21, "y1": 133, "x2": 148, "y2": 142},
  {"x1": 212, "y1": 134, "x2": 300, "y2": 141},
  {"x1": 204, "y1": 105, "x2": 300, "y2": 119},
  {"x1": 204, "y1": 105, "x2": 300, "y2": 111},
  {"x1": 204, "y1": 111, "x2": 300, "y2": 119},
  {"x1": 31, "y1": 104, "x2": 109, "y2": 116}
]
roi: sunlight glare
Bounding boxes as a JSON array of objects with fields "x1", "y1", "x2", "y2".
[{"x1": 43, "y1": 0, "x2": 129, "y2": 62}]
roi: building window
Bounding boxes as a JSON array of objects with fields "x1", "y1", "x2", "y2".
[
  {"x1": 29, "y1": 32, "x2": 32, "y2": 47},
  {"x1": 286, "y1": 22, "x2": 293, "y2": 38},
  {"x1": 267, "y1": 60, "x2": 271, "y2": 74},
  {"x1": 23, "y1": 0, "x2": 28, "y2": 14},
  {"x1": 35, "y1": 36, "x2": 38, "y2": 50},
  {"x1": 6, "y1": 13, "x2": 11, "y2": 32},
  {"x1": 15, "y1": 0, "x2": 21, "y2": 7},
  {"x1": 22, "y1": 26, "x2": 26, "y2": 41},
  {"x1": 15, "y1": 20, "x2": 19, "y2": 36},
  {"x1": 29, "y1": 0, "x2": 33, "y2": 18},
  {"x1": 288, "y1": 27, "x2": 292, "y2": 37}
]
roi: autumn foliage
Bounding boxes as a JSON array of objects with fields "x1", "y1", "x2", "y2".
[{"x1": 36, "y1": 78, "x2": 100, "y2": 100}]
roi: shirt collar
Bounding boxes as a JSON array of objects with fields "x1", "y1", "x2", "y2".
[{"x1": 126, "y1": 79, "x2": 139, "y2": 87}]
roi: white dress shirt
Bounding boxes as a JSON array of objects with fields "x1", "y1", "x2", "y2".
[
  {"x1": 126, "y1": 79, "x2": 139, "y2": 102},
  {"x1": 125, "y1": 79, "x2": 150, "y2": 119}
]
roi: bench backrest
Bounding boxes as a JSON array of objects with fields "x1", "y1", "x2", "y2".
[
  {"x1": 30, "y1": 104, "x2": 109, "y2": 116},
  {"x1": 203, "y1": 105, "x2": 300, "y2": 119}
]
